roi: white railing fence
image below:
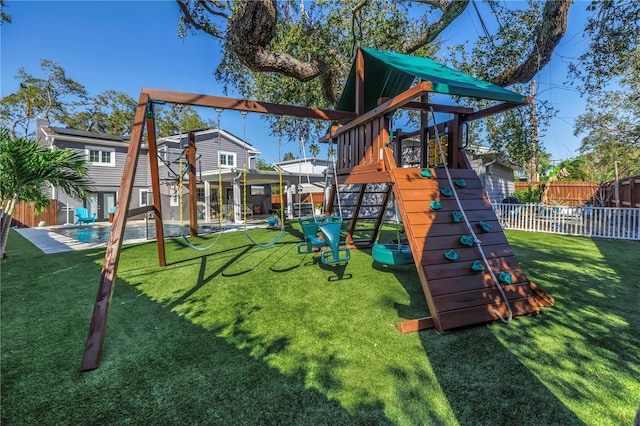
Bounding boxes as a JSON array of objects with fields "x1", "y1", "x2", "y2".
[{"x1": 492, "y1": 203, "x2": 640, "y2": 241}]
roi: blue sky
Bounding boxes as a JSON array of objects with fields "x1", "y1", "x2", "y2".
[{"x1": 1, "y1": 0, "x2": 590, "y2": 164}]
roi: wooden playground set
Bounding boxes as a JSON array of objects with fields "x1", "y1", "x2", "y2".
[{"x1": 81, "y1": 48, "x2": 553, "y2": 371}]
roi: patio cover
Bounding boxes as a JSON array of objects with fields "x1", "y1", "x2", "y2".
[{"x1": 336, "y1": 47, "x2": 526, "y2": 113}]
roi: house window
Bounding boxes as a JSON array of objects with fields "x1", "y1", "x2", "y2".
[
  {"x1": 219, "y1": 152, "x2": 236, "y2": 168},
  {"x1": 86, "y1": 145, "x2": 115, "y2": 167},
  {"x1": 169, "y1": 185, "x2": 180, "y2": 207},
  {"x1": 196, "y1": 187, "x2": 205, "y2": 203},
  {"x1": 250, "y1": 186, "x2": 265, "y2": 196},
  {"x1": 140, "y1": 189, "x2": 150, "y2": 206}
]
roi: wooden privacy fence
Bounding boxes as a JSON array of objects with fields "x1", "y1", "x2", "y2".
[
  {"x1": 515, "y1": 175, "x2": 640, "y2": 208},
  {"x1": 515, "y1": 181, "x2": 600, "y2": 206},
  {"x1": 602, "y1": 175, "x2": 640, "y2": 208},
  {"x1": 9, "y1": 200, "x2": 57, "y2": 228},
  {"x1": 493, "y1": 203, "x2": 640, "y2": 241}
]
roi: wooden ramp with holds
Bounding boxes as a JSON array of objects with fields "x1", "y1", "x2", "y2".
[{"x1": 389, "y1": 167, "x2": 554, "y2": 333}]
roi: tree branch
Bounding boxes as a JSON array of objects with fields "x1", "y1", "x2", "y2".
[
  {"x1": 228, "y1": 0, "x2": 327, "y2": 83},
  {"x1": 403, "y1": 0, "x2": 470, "y2": 54},
  {"x1": 491, "y1": 0, "x2": 572, "y2": 86},
  {"x1": 176, "y1": 0, "x2": 228, "y2": 39}
]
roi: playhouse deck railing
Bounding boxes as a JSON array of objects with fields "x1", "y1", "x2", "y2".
[
  {"x1": 334, "y1": 115, "x2": 389, "y2": 175},
  {"x1": 330, "y1": 81, "x2": 435, "y2": 176},
  {"x1": 493, "y1": 203, "x2": 640, "y2": 241}
]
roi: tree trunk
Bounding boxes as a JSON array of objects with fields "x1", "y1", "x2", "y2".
[
  {"x1": 0, "y1": 197, "x2": 17, "y2": 259},
  {"x1": 228, "y1": 0, "x2": 326, "y2": 82},
  {"x1": 491, "y1": 0, "x2": 572, "y2": 87}
]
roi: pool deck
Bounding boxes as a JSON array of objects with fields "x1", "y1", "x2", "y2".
[
  {"x1": 15, "y1": 219, "x2": 275, "y2": 254},
  {"x1": 15, "y1": 227, "x2": 103, "y2": 254}
]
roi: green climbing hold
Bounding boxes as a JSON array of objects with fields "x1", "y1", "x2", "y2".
[
  {"x1": 471, "y1": 260, "x2": 485, "y2": 272},
  {"x1": 498, "y1": 272, "x2": 512, "y2": 284},
  {"x1": 452, "y1": 211, "x2": 463, "y2": 223},
  {"x1": 420, "y1": 169, "x2": 433, "y2": 178},
  {"x1": 478, "y1": 221, "x2": 491, "y2": 232},
  {"x1": 459, "y1": 235, "x2": 474, "y2": 247},
  {"x1": 440, "y1": 187, "x2": 453, "y2": 197},
  {"x1": 444, "y1": 249, "x2": 458, "y2": 261},
  {"x1": 454, "y1": 178, "x2": 467, "y2": 187},
  {"x1": 429, "y1": 200, "x2": 442, "y2": 210}
]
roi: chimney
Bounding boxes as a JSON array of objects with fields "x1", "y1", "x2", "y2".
[{"x1": 35, "y1": 117, "x2": 50, "y2": 143}]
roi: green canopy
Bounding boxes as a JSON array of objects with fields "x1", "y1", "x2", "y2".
[{"x1": 336, "y1": 47, "x2": 525, "y2": 113}]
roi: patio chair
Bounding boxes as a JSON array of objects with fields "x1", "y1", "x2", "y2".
[{"x1": 74, "y1": 207, "x2": 96, "y2": 225}]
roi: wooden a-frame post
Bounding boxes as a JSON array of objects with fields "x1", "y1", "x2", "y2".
[
  {"x1": 81, "y1": 94, "x2": 150, "y2": 371},
  {"x1": 187, "y1": 131, "x2": 198, "y2": 237},
  {"x1": 146, "y1": 104, "x2": 167, "y2": 267}
]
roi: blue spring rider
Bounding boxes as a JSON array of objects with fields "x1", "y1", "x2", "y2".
[
  {"x1": 297, "y1": 217, "x2": 326, "y2": 254},
  {"x1": 316, "y1": 216, "x2": 350, "y2": 265},
  {"x1": 297, "y1": 216, "x2": 350, "y2": 264}
]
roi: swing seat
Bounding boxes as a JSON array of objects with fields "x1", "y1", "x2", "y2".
[
  {"x1": 316, "y1": 216, "x2": 350, "y2": 265},
  {"x1": 372, "y1": 242, "x2": 413, "y2": 265},
  {"x1": 297, "y1": 217, "x2": 326, "y2": 254}
]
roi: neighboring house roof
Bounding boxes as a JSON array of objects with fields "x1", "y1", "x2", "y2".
[
  {"x1": 158, "y1": 128, "x2": 260, "y2": 155},
  {"x1": 273, "y1": 158, "x2": 331, "y2": 175},
  {"x1": 40, "y1": 127, "x2": 130, "y2": 147},
  {"x1": 466, "y1": 145, "x2": 518, "y2": 170}
]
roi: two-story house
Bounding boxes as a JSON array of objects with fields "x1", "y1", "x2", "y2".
[
  {"x1": 37, "y1": 123, "x2": 144, "y2": 224},
  {"x1": 35, "y1": 119, "x2": 324, "y2": 226}
]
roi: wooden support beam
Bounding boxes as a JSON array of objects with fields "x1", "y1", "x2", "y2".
[
  {"x1": 448, "y1": 115, "x2": 460, "y2": 169},
  {"x1": 396, "y1": 317, "x2": 435, "y2": 333},
  {"x1": 461, "y1": 98, "x2": 529, "y2": 122},
  {"x1": 127, "y1": 205, "x2": 154, "y2": 218},
  {"x1": 378, "y1": 98, "x2": 474, "y2": 115},
  {"x1": 81, "y1": 93, "x2": 149, "y2": 372},
  {"x1": 420, "y1": 94, "x2": 429, "y2": 168},
  {"x1": 142, "y1": 88, "x2": 356, "y2": 121},
  {"x1": 145, "y1": 112, "x2": 166, "y2": 267},
  {"x1": 330, "y1": 81, "x2": 433, "y2": 140},
  {"x1": 187, "y1": 132, "x2": 198, "y2": 237},
  {"x1": 338, "y1": 170, "x2": 392, "y2": 185},
  {"x1": 348, "y1": 184, "x2": 367, "y2": 241},
  {"x1": 370, "y1": 184, "x2": 393, "y2": 245}
]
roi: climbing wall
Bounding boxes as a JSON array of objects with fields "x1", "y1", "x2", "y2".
[{"x1": 390, "y1": 167, "x2": 553, "y2": 333}]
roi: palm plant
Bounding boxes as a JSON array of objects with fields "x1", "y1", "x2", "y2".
[{"x1": 0, "y1": 127, "x2": 93, "y2": 258}]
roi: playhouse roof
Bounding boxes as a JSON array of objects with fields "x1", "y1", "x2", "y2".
[{"x1": 336, "y1": 47, "x2": 526, "y2": 113}]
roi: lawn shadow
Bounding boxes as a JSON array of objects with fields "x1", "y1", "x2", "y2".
[
  {"x1": 396, "y1": 232, "x2": 640, "y2": 425},
  {"x1": 383, "y1": 249, "x2": 586, "y2": 425},
  {"x1": 2, "y1": 232, "x2": 393, "y2": 424}
]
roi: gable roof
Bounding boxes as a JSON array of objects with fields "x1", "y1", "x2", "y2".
[
  {"x1": 41, "y1": 127, "x2": 130, "y2": 147},
  {"x1": 337, "y1": 47, "x2": 526, "y2": 113},
  {"x1": 158, "y1": 128, "x2": 260, "y2": 155}
]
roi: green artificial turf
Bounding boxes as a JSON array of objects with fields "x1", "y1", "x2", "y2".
[{"x1": 1, "y1": 227, "x2": 639, "y2": 425}]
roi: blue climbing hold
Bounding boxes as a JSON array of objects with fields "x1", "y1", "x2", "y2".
[
  {"x1": 498, "y1": 271, "x2": 512, "y2": 284},
  {"x1": 440, "y1": 187, "x2": 453, "y2": 197},
  {"x1": 459, "y1": 235, "x2": 474, "y2": 247},
  {"x1": 471, "y1": 260, "x2": 485, "y2": 272},
  {"x1": 420, "y1": 169, "x2": 433, "y2": 178},
  {"x1": 452, "y1": 211, "x2": 463, "y2": 223},
  {"x1": 454, "y1": 178, "x2": 467, "y2": 188},
  {"x1": 430, "y1": 200, "x2": 442, "y2": 210},
  {"x1": 478, "y1": 221, "x2": 491, "y2": 232},
  {"x1": 444, "y1": 249, "x2": 458, "y2": 261}
]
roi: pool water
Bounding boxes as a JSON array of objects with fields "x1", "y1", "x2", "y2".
[{"x1": 52, "y1": 223, "x2": 220, "y2": 245}]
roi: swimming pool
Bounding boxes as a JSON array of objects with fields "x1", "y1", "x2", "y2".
[{"x1": 51, "y1": 223, "x2": 222, "y2": 245}]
